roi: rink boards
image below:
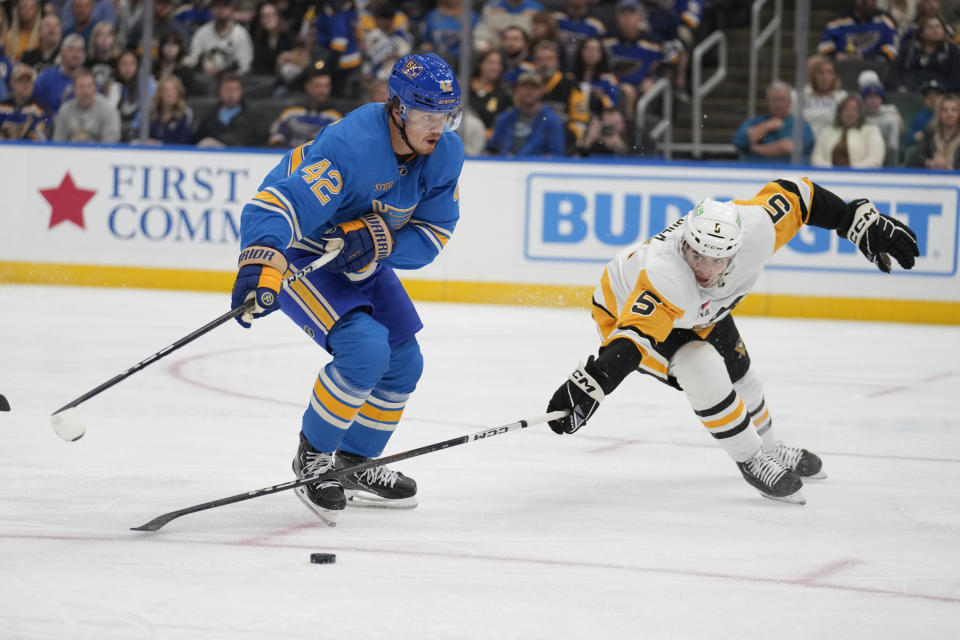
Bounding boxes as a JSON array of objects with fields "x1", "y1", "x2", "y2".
[{"x1": 0, "y1": 142, "x2": 957, "y2": 324}]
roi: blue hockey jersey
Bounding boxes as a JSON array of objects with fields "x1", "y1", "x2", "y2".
[{"x1": 240, "y1": 103, "x2": 465, "y2": 271}]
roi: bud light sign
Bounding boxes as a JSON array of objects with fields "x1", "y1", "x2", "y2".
[{"x1": 525, "y1": 172, "x2": 957, "y2": 276}]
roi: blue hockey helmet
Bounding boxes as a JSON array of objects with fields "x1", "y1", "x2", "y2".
[{"x1": 388, "y1": 53, "x2": 462, "y2": 130}]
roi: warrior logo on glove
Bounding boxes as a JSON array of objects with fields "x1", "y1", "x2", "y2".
[{"x1": 231, "y1": 245, "x2": 287, "y2": 328}]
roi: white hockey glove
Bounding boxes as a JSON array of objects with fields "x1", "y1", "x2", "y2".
[{"x1": 844, "y1": 199, "x2": 919, "y2": 273}]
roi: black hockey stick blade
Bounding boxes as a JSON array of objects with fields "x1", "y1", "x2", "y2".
[
  {"x1": 0, "y1": 394, "x2": 9, "y2": 411},
  {"x1": 130, "y1": 410, "x2": 568, "y2": 532}
]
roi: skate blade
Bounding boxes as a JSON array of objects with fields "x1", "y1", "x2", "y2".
[
  {"x1": 294, "y1": 486, "x2": 342, "y2": 526},
  {"x1": 344, "y1": 490, "x2": 418, "y2": 510},
  {"x1": 760, "y1": 489, "x2": 806, "y2": 505},
  {"x1": 803, "y1": 470, "x2": 827, "y2": 480}
]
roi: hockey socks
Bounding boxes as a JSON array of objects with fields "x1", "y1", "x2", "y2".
[
  {"x1": 339, "y1": 389, "x2": 409, "y2": 458},
  {"x1": 301, "y1": 364, "x2": 371, "y2": 453}
]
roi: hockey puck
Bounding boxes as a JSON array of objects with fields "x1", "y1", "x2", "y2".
[{"x1": 310, "y1": 553, "x2": 336, "y2": 564}]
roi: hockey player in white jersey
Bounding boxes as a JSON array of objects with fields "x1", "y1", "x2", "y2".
[{"x1": 546, "y1": 178, "x2": 920, "y2": 503}]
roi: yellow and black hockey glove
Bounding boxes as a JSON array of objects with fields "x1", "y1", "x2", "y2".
[
  {"x1": 231, "y1": 245, "x2": 287, "y2": 328},
  {"x1": 320, "y1": 213, "x2": 397, "y2": 273}
]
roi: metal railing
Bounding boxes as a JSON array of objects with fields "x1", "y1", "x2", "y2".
[
  {"x1": 747, "y1": 0, "x2": 783, "y2": 119},
  {"x1": 690, "y1": 30, "x2": 728, "y2": 158},
  {"x1": 635, "y1": 77, "x2": 673, "y2": 159}
]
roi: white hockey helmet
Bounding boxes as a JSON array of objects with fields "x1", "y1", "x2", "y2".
[{"x1": 682, "y1": 199, "x2": 743, "y2": 259}]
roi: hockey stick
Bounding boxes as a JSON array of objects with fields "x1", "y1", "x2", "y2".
[
  {"x1": 50, "y1": 245, "x2": 343, "y2": 442},
  {"x1": 131, "y1": 410, "x2": 568, "y2": 532}
]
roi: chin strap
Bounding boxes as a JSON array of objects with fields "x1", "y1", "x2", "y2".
[{"x1": 390, "y1": 109, "x2": 416, "y2": 154}]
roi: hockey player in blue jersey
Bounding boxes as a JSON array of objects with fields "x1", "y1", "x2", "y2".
[{"x1": 231, "y1": 53, "x2": 465, "y2": 526}]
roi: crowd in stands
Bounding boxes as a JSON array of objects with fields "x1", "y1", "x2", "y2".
[
  {"x1": 735, "y1": 0, "x2": 960, "y2": 170},
  {"x1": 0, "y1": 0, "x2": 959, "y2": 171},
  {"x1": 0, "y1": 0, "x2": 709, "y2": 153}
]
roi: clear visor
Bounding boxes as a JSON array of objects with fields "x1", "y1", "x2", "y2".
[{"x1": 402, "y1": 106, "x2": 463, "y2": 132}]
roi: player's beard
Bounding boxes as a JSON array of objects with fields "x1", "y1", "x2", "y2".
[{"x1": 410, "y1": 131, "x2": 441, "y2": 155}]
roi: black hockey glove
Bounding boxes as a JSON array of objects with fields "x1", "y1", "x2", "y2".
[
  {"x1": 547, "y1": 356, "x2": 609, "y2": 434},
  {"x1": 842, "y1": 199, "x2": 919, "y2": 273}
]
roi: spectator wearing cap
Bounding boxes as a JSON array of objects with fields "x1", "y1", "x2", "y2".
[
  {"x1": 904, "y1": 92, "x2": 960, "y2": 168},
  {"x1": 184, "y1": 0, "x2": 254, "y2": 94},
  {"x1": 486, "y1": 70, "x2": 565, "y2": 156},
  {"x1": 859, "y1": 69, "x2": 903, "y2": 164},
  {"x1": 33, "y1": 33, "x2": 85, "y2": 113},
  {"x1": 20, "y1": 14, "x2": 61, "y2": 73},
  {"x1": 267, "y1": 65, "x2": 343, "y2": 148},
  {"x1": 907, "y1": 78, "x2": 946, "y2": 141},
  {"x1": 127, "y1": 0, "x2": 190, "y2": 59},
  {"x1": 52, "y1": 66, "x2": 121, "y2": 142},
  {"x1": 732, "y1": 80, "x2": 815, "y2": 164},
  {"x1": 604, "y1": 0, "x2": 679, "y2": 112},
  {"x1": 0, "y1": 62, "x2": 47, "y2": 140},
  {"x1": 474, "y1": 0, "x2": 545, "y2": 54},
  {"x1": 811, "y1": 94, "x2": 886, "y2": 168},
  {"x1": 890, "y1": 14, "x2": 960, "y2": 92}
]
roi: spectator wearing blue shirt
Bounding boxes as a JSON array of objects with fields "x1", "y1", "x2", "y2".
[
  {"x1": 61, "y1": 0, "x2": 104, "y2": 44},
  {"x1": 0, "y1": 63, "x2": 48, "y2": 140},
  {"x1": 487, "y1": 71, "x2": 565, "y2": 156},
  {"x1": 554, "y1": 0, "x2": 605, "y2": 64},
  {"x1": 33, "y1": 33, "x2": 86, "y2": 113},
  {"x1": 907, "y1": 78, "x2": 946, "y2": 144},
  {"x1": 732, "y1": 81, "x2": 815, "y2": 164},
  {"x1": 604, "y1": 0, "x2": 678, "y2": 112},
  {"x1": 0, "y1": 47, "x2": 11, "y2": 102},
  {"x1": 421, "y1": 0, "x2": 478, "y2": 67},
  {"x1": 817, "y1": 0, "x2": 898, "y2": 64}
]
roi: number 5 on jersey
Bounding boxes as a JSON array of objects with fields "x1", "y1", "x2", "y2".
[
  {"x1": 632, "y1": 290, "x2": 662, "y2": 316},
  {"x1": 301, "y1": 159, "x2": 343, "y2": 205}
]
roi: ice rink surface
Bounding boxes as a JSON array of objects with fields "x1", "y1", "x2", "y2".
[{"x1": 1, "y1": 283, "x2": 958, "y2": 639}]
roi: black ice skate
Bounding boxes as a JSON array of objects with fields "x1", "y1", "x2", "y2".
[
  {"x1": 737, "y1": 448, "x2": 806, "y2": 504},
  {"x1": 336, "y1": 450, "x2": 418, "y2": 509},
  {"x1": 292, "y1": 433, "x2": 345, "y2": 526},
  {"x1": 769, "y1": 441, "x2": 826, "y2": 479}
]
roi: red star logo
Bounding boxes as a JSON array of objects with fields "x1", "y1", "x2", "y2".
[{"x1": 41, "y1": 172, "x2": 96, "y2": 230}]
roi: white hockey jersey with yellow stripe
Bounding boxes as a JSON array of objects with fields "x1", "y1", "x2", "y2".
[{"x1": 591, "y1": 178, "x2": 817, "y2": 376}]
